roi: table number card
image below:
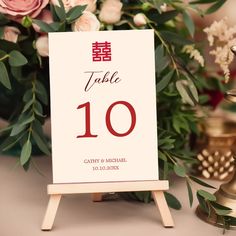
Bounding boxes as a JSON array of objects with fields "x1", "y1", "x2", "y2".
[{"x1": 49, "y1": 30, "x2": 159, "y2": 184}]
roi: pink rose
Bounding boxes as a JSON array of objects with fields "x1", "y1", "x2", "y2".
[
  {"x1": 50, "y1": 0, "x2": 97, "y2": 12},
  {"x1": 133, "y1": 13, "x2": 147, "y2": 27},
  {"x1": 99, "y1": 0, "x2": 122, "y2": 24},
  {"x1": 0, "y1": 0, "x2": 49, "y2": 18},
  {"x1": 72, "y1": 11, "x2": 100, "y2": 31},
  {"x1": 2, "y1": 26, "x2": 20, "y2": 43},
  {"x1": 35, "y1": 35, "x2": 49, "y2": 57},
  {"x1": 33, "y1": 9, "x2": 53, "y2": 32}
]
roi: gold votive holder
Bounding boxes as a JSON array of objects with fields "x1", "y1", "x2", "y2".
[{"x1": 195, "y1": 117, "x2": 236, "y2": 181}]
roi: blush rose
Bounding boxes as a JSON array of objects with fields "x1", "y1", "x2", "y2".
[
  {"x1": 99, "y1": 0, "x2": 123, "y2": 24},
  {"x1": 2, "y1": 26, "x2": 20, "y2": 43},
  {"x1": 0, "y1": 0, "x2": 49, "y2": 18},
  {"x1": 50, "y1": 0, "x2": 97, "y2": 12},
  {"x1": 72, "y1": 11, "x2": 100, "y2": 31}
]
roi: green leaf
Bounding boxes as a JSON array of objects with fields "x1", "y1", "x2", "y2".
[
  {"x1": 134, "y1": 191, "x2": 151, "y2": 203},
  {"x1": 23, "y1": 159, "x2": 31, "y2": 171},
  {"x1": 9, "y1": 50, "x2": 28, "y2": 67},
  {"x1": 49, "y1": 22, "x2": 61, "y2": 31},
  {"x1": 210, "y1": 202, "x2": 232, "y2": 216},
  {"x1": 58, "y1": 0, "x2": 66, "y2": 10},
  {"x1": 33, "y1": 19, "x2": 55, "y2": 33},
  {"x1": 32, "y1": 130, "x2": 51, "y2": 156},
  {"x1": 0, "y1": 39, "x2": 19, "y2": 52},
  {"x1": 149, "y1": 10, "x2": 179, "y2": 24},
  {"x1": 22, "y1": 99, "x2": 34, "y2": 113},
  {"x1": 11, "y1": 67, "x2": 22, "y2": 79},
  {"x1": 0, "y1": 49, "x2": 6, "y2": 58},
  {"x1": 0, "y1": 61, "x2": 11, "y2": 89},
  {"x1": 176, "y1": 80, "x2": 195, "y2": 106},
  {"x1": 50, "y1": 3, "x2": 60, "y2": 21},
  {"x1": 197, "y1": 192, "x2": 209, "y2": 214},
  {"x1": 20, "y1": 140, "x2": 32, "y2": 166},
  {"x1": 161, "y1": 31, "x2": 193, "y2": 46},
  {"x1": 157, "y1": 70, "x2": 174, "y2": 93},
  {"x1": 66, "y1": 5, "x2": 86, "y2": 23},
  {"x1": 0, "y1": 124, "x2": 13, "y2": 133},
  {"x1": 197, "y1": 190, "x2": 216, "y2": 201},
  {"x1": 19, "y1": 115, "x2": 34, "y2": 126},
  {"x1": 186, "y1": 180, "x2": 193, "y2": 207},
  {"x1": 187, "y1": 78, "x2": 199, "y2": 102},
  {"x1": 183, "y1": 11, "x2": 195, "y2": 37},
  {"x1": 35, "y1": 80, "x2": 48, "y2": 105},
  {"x1": 23, "y1": 89, "x2": 33, "y2": 102},
  {"x1": 0, "y1": 27, "x2": 4, "y2": 38},
  {"x1": 190, "y1": 0, "x2": 219, "y2": 4},
  {"x1": 158, "y1": 151, "x2": 167, "y2": 161},
  {"x1": 163, "y1": 159, "x2": 169, "y2": 179},
  {"x1": 189, "y1": 176, "x2": 216, "y2": 189},
  {"x1": 0, "y1": 13, "x2": 10, "y2": 25},
  {"x1": 199, "y1": 94, "x2": 209, "y2": 104},
  {"x1": 164, "y1": 192, "x2": 182, "y2": 210},
  {"x1": 174, "y1": 114, "x2": 191, "y2": 133},
  {"x1": 155, "y1": 45, "x2": 170, "y2": 75},
  {"x1": 0, "y1": 134, "x2": 24, "y2": 152},
  {"x1": 54, "y1": 5, "x2": 66, "y2": 21},
  {"x1": 34, "y1": 101, "x2": 44, "y2": 117},
  {"x1": 174, "y1": 164, "x2": 186, "y2": 177},
  {"x1": 10, "y1": 124, "x2": 27, "y2": 136},
  {"x1": 205, "y1": 0, "x2": 227, "y2": 14}
]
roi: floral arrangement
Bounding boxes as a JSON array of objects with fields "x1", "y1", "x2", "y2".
[{"x1": 0, "y1": 0, "x2": 235, "y2": 230}]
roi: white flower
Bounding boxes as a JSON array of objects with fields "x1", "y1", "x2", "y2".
[
  {"x1": 182, "y1": 45, "x2": 204, "y2": 67},
  {"x1": 160, "y1": 3, "x2": 167, "y2": 12},
  {"x1": 133, "y1": 13, "x2": 147, "y2": 27},
  {"x1": 72, "y1": 11, "x2": 100, "y2": 31},
  {"x1": 204, "y1": 18, "x2": 236, "y2": 82}
]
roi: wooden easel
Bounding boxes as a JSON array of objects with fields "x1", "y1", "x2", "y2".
[{"x1": 41, "y1": 180, "x2": 174, "y2": 230}]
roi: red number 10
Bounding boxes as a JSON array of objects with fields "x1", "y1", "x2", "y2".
[{"x1": 77, "y1": 101, "x2": 136, "y2": 138}]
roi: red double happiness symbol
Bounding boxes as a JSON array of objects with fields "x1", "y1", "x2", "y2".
[{"x1": 92, "y1": 41, "x2": 112, "y2": 62}]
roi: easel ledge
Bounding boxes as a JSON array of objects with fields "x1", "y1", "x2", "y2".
[{"x1": 42, "y1": 180, "x2": 174, "y2": 231}]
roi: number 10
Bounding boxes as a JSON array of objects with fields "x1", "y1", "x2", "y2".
[{"x1": 77, "y1": 101, "x2": 136, "y2": 138}]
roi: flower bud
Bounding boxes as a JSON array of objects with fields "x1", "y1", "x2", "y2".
[
  {"x1": 35, "y1": 35, "x2": 49, "y2": 57},
  {"x1": 141, "y1": 2, "x2": 151, "y2": 11},
  {"x1": 133, "y1": 13, "x2": 147, "y2": 27},
  {"x1": 21, "y1": 16, "x2": 33, "y2": 28}
]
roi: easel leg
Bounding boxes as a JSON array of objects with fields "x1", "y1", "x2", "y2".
[
  {"x1": 41, "y1": 194, "x2": 62, "y2": 231},
  {"x1": 152, "y1": 191, "x2": 174, "y2": 228},
  {"x1": 92, "y1": 193, "x2": 103, "y2": 202}
]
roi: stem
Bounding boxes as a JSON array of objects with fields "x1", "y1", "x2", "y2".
[
  {"x1": 164, "y1": 151, "x2": 177, "y2": 164},
  {"x1": 123, "y1": 11, "x2": 135, "y2": 18},
  {"x1": 0, "y1": 54, "x2": 9, "y2": 61},
  {"x1": 148, "y1": 23, "x2": 180, "y2": 78},
  {"x1": 27, "y1": 76, "x2": 37, "y2": 141}
]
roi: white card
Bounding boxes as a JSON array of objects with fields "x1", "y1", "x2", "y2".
[{"x1": 49, "y1": 30, "x2": 159, "y2": 183}]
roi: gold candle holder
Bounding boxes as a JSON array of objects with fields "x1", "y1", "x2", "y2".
[
  {"x1": 196, "y1": 89, "x2": 236, "y2": 229},
  {"x1": 195, "y1": 116, "x2": 236, "y2": 181}
]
